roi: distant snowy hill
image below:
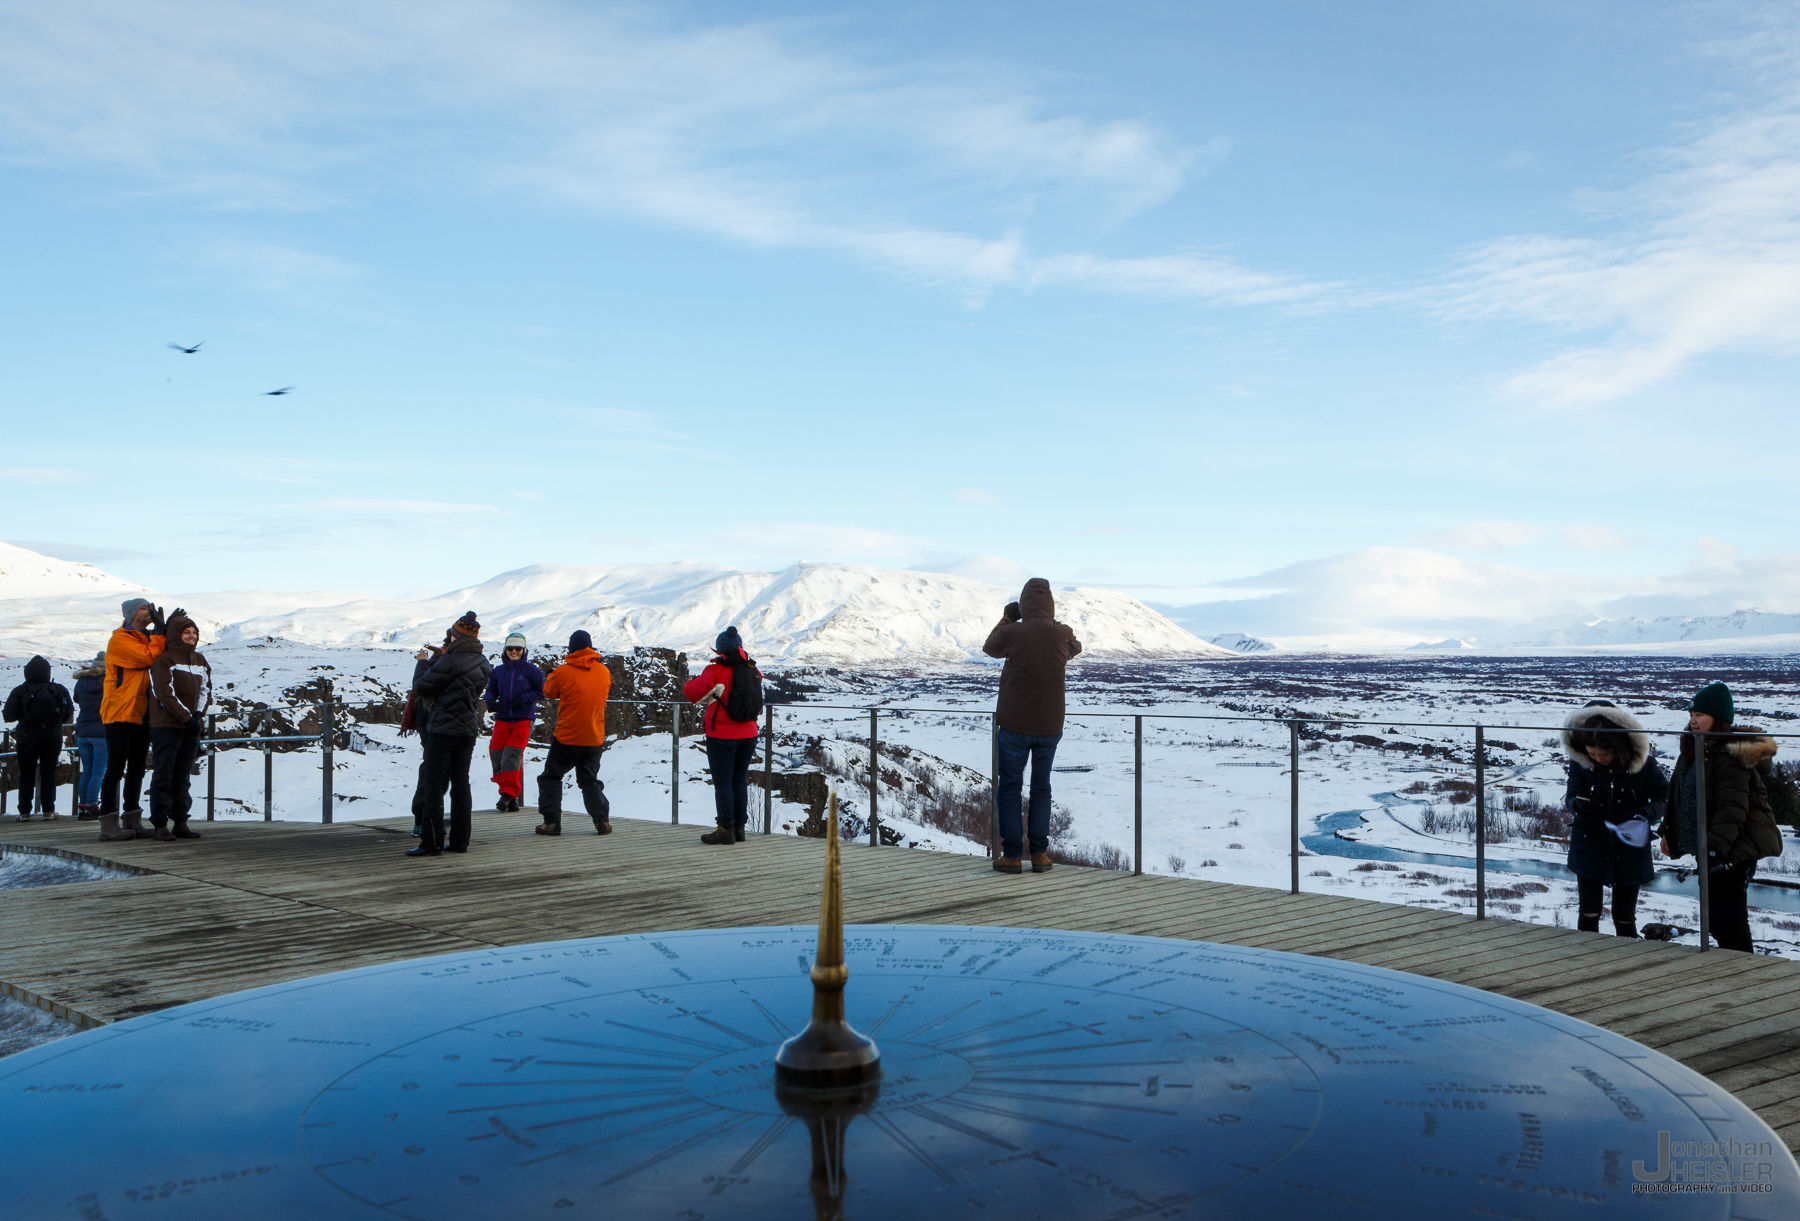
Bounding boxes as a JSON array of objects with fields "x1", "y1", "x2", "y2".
[
  {"x1": 1492, "y1": 609, "x2": 1800, "y2": 652},
  {"x1": 0, "y1": 541, "x2": 144, "y2": 598},
  {"x1": 1206, "y1": 632, "x2": 1277, "y2": 653},
  {"x1": 0, "y1": 548, "x2": 1225, "y2": 664}
]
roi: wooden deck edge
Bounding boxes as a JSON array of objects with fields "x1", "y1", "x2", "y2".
[
  {"x1": 0, "y1": 977, "x2": 107, "y2": 1030},
  {"x1": 1, "y1": 841, "x2": 161, "y2": 878}
]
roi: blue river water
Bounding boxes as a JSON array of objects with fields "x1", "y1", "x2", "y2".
[{"x1": 1304, "y1": 795, "x2": 1800, "y2": 914}]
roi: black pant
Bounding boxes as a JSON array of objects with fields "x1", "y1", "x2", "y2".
[
  {"x1": 147, "y1": 721, "x2": 204, "y2": 826},
  {"x1": 410, "y1": 740, "x2": 433, "y2": 831},
  {"x1": 1576, "y1": 877, "x2": 1641, "y2": 936},
  {"x1": 1708, "y1": 860, "x2": 1757, "y2": 953},
  {"x1": 706, "y1": 736, "x2": 757, "y2": 830},
  {"x1": 14, "y1": 740, "x2": 60, "y2": 815},
  {"x1": 537, "y1": 742, "x2": 607, "y2": 826},
  {"x1": 420, "y1": 733, "x2": 476, "y2": 850},
  {"x1": 101, "y1": 721, "x2": 151, "y2": 815}
]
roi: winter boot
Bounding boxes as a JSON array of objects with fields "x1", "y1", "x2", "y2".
[
  {"x1": 593, "y1": 819, "x2": 612, "y2": 836},
  {"x1": 1613, "y1": 920, "x2": 1639, "y2": 939},
  {"x1": 171, "y1": 819, "x2": 202, "y2": 840},
  {"x1": 732, "y1": 823, "x2": 747, "y2": 843},
  {"x1": 993, "y1": 857, "x2": 1023, "y2": 875},
  {"x1": 14, "y1": 810, "x2": 28, "y2": 823},
  {"x1": 700, "y1": 827, "x2": 734, "y2": 845},
  {"x1": 76, "y1": 804, "x2": 99, "y2": 821},
  {"x1": 534, "y1": 822, "x2": 561, "y2": 836},
  {"x1": 1030, "y1": 854, "x2": 1054, "y2": 874},
  {"x1": 1576, "y1": 913, "x2": 1601, "y2": 934},
  {"x1": 122, "y1": 809, "x2": 150, "y2": 839},
  {"x1": 151, "y1": 823, "x2": 176, "y2": 843},
  {"x1": 97, "y1": 814, "x2": 134, "y2": 842}
]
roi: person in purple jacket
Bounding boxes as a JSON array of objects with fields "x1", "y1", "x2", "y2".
[{"x1": 482, "y1": 632, "x2": 545, "y2": 812}]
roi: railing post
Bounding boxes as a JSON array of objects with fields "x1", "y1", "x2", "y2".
[
  {"x1": 868, "y1": 708, "x2": 879, "y2": 847},
  {"x1": 1290, "y1": 721, "x2": 1300, "y2": 895},
  {"x1": 1696, "y1": 733, "x2": 1710, "y2": 951},
  {"x1": 206, "y1": 713, "x2": 216, "y2": 821},
  {"x1": 320, "y1": 687, "x2": 334, "y2": 824},
  {"x1": 1133, "y1": 715, "x2": 1143, "y2": 875},
  {"x1": 263, "y1": 714, "x2": 273, "y2": 822},
  {"x1": 1475, "y1": 725, "x2": 1486, "y2": 921},
  {"x1": 989, "y1": 715, "x2": 999, "y2": 858},
  {"x1": 670, "y1": 701, "x2": 681, "y2": 825},
  {"x1": 763, "y1": 703, "x2": 774, "y2": 835}
]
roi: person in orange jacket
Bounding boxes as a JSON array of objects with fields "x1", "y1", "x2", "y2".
[
  {"x1": 99, "y1": 597, "x2": 176, "y2": 841},
  {"x1": 534, "y1": 631, "x2": 612, "y2": 836}
]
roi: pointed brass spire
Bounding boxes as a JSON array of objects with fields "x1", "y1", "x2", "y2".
[{"x1": 775, "y1": 793, "x2": 881, "y2": 1087}]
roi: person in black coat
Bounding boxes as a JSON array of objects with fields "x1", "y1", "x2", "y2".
[
  {"x1": 1562, "y1": 700, "x2": 1666, "y2": 938},
  {"x1": 71, "y1": 653, "x2": 107, "y2": 818},
  {"x1": 407, "y1": 612, "x2": 492, "y2": 857},
  {"x1": 5, "y1": 656, "x2": 73, "y2": 819}
]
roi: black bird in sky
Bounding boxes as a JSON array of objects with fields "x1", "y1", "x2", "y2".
[
  {"x1": 167, "y1": 341, "x2": 204, "y2": 354},
  {"x1": 262, "y1": 386, "x2": 296, "y2": 396}
]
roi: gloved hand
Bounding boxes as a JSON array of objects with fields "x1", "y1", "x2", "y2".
[
  {"x1": 147, "y1": 604, "x2": 167, "y2": 633},
  {"x1": 170, "y1": 606, "x2": 187, "y2": 623},
  {"x1": 1570, "y1": 795, "x2": 1593, "y2": 816},
  {"x1": 1707, "y1": 851, "x2": 1730, "y2": 875},
  {"x1": 1004, "y1": 602, "x2": 1022, "y2": 623}
]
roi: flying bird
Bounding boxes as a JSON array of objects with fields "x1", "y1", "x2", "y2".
[
  {"x1": 262, "y1": 386, "x2": 296, "y2": 396},
  {"x1": 167, "y1": 341, "x2": 204, "y2": 354}
]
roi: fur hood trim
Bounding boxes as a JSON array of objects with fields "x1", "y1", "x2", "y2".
[
  {"x1": 1725, "y1": 727, "x2": 1778, "y2": 769},
  {"x1": 1563, "y1": 703, "x2": 1650, "y2": 773}
]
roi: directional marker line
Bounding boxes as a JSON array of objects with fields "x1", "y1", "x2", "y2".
[
  {"x1": 908, "y1": 1104, "x2": 1019, "y2": 1151},
  {"x1": 967, "y1": 1038, "x2": 1153, "y2": 1061},
  {"x1": 973, "y1": 1078, "x2": 1153, "y2": 1087},
  {"x1": 869, "y1": 1112, "x2": 957, "y2": 1183},
  {"x1": 864, "y1": 998, "x2": 909, "y2": 1036},
  {"x1": 727, "y1": 1115, "x2": 793, "y2": 1176},
  {"x1": 936, "y1": 1096, "x2": 1129, "y2": 1143},
  {"x1": 605, "y1": 1020, "x2": 728, "y2": 1053},
  {"x1": 540, "y1": 1038, "x2": 703, "y2": 1063},
  {"x1": 960, "y1": 1087, "x2": 1180, "y2": 1116},
  {"x1": 456, "y1": 1077, "x2": 683, "y2": 1087},
  {"x1": 534, "y1": 1059, "x2": 690, "y2": 1071},
  {"x1": 601, "y1": 1112, "x2": 757, "y2": 1185},
  {"x1": 691, "y1": 1015, "x2": 764, "y2": 1047},
  {"x1": 522, "y1": 1096, "x2": 698, "y2": 1133},
  {"x1": 896, "y1": 1001, "x2": 979, "y2": 1042},
  {"x1": 925, "y1": 1009, "x2": 1049, "y2": 1048},
  {"x1": 950, "y1": 1024, "x2": 1088, "y2": 1055},
  {"x1": 749, "y1": 999, "x2": 792, "y2": 1039},
  {"x1": 517, "y1": 1105, "x2": 718, "y2": 1166},
  {"x1": 979, "y1": 1060, "x2": 1183, "y2": 1070},
  {"x1": 448, "y1": 1087, "x2": 688, "y2": 1115}
]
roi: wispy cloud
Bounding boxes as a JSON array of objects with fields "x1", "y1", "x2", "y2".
[
  {"x1": 956, "y1": 487, "x2": 999, "y2": 505},
  {"x1": 0, "y1": 467, "x2": 83, "y2": 484},
  {"x1": 194, "y1": 237, "x2": 359, "y2": 289},
  {"x1": 1440, "y1": 11, "x2": 1800, "y2": 404},
  {"x1": 0, "y1": 1, "x2": 1319, "y2": 307},
  {"x1": 1410, "y1": 521, "x2": 1545, "y2": 554},
  {"x1": 310, "y1": 499, "x2": 495, "y2": 513},
  {"x1": 708, "y1": 523, "x2": 926, "y2": 556}
]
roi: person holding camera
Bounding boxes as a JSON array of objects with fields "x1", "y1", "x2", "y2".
[
  {"x1": 683, "y1": 626, "x2": 763, "y2": 845},
  {"x1": 99, "y1": 597, "x2": 175, "y2": 841},
  {"x1": 1562, "y1": 700, "x2": 1666, "y2": 938},
  {"x1": 982, "y1": 579, "x2": 1082, "y2": 875},
  {"x1": 408, "y1": 611, "x2": 492, "y2": 857},
  {"x1": 1657, "y1": 682, "x2": 1782, "y2": 952}
]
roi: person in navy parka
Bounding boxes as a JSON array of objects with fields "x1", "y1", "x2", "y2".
[
  {"x1": 1562, "y1": 700, "x2": 1666, "y2": 939},
  {"x1": 482, "y1": 632, "x2": 544, "y2": 813}
]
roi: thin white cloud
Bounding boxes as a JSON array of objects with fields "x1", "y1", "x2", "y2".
[
  {"x1": 0, "y1": 467, "x2": 83, "y2": 484},
  {"x1": 195, "y1": 237, "x2": 359, "y2": 289},
  {"x1": 1562, "y1": 523, "x2": 1627, "y2": 553},
  {"x1": 1410, "y1": 521, "x2": 1544, "y2": 554},
  {"x1": 956, "y1": 487, "x2": 999, "y2": 505},
  {"x1": 0, "y1": 2, "x2": 1321, "y2": 308},
  {"x1": 709, "y1": 523, "x2": 926, "y2": 556},
  {"x1": 310, "y1": 499, "x2": 495, "y2": 513},
  {"x1": 1441, "y1": 12, "x2": 1800, "y2": 404}
]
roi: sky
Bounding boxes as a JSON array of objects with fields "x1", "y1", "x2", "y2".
[{"x1": 3, "y1": 1, "x2": 1799, "y2": 645}]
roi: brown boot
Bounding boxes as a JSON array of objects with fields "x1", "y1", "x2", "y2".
[
  {"x1": 171, "y1": 819, "x2": 202, "y2": 839},
  {"x1": 151, "y1": 825, "x2": 176, "y2": 843},
  {"x1": 97, "y1": 814, "x2": 135, "y2": 842},
  {"x1": 993, "y1": 856, "x2": 1023, "y2": 875},
  {"x1": 1030, "y1": 854, "x2": 1054, "y2": 874},
  {"x1": 700, "y1": 827, "x2": 734, "y2": 845},
  {"x1": 534, "y1": 822, "x2": 561, "y2": 836}
]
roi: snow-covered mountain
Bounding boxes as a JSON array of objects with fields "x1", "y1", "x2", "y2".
[
  {"x1": 1206, "y1": 632, "x2": 1277, "y2": 654},
  {"x1": 1493, "y1": 608, "x2": 1800, "y2": 649},
  {"x1": 0, "y1": 541, "x2": 144, "y2": 599},
  {"x1": 0, "y1": 548, "x2": 1226, "y2": 664}
]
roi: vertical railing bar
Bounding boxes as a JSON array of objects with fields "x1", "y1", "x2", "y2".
[
  {"x1": 763, "y1": 703, "x2": 774, "y2": 835},
  {"x1": 1133, "y1": 715, "x2": 1143, "y2": 876},
  {"x1": 670, "y1": 701, "x2": 681, "y2": 826},
  {"x1": 206, "y1": 713, "x2": 216, "y2": 821},
  {"x1": 868, "y1": 708, "x2": 879, "y2": 848},
  {"x1": 262, "y1": 708, "x2": 273, "y2": 822},
  {"x1": 989, "y1": 715, "x2": 999, "y2": 859},
  {"x1": 1289, "y1": 721, "x2": 1300, "y2": 896},
  {"x1": 1475, "y1": 725, "x2": 1486, "y2": 921},
  {"x1": 1696, "y1": 731, "x2": 1710, "y2": 952},
  {"x1": 320, "y1": 686, "x2": 334, "y2": 824}
]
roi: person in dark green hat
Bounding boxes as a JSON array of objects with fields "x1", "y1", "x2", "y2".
[{"x1": 1657, "y1": 681, "x2": 1783, "y2": 952}]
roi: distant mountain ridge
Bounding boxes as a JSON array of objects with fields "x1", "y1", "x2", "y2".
[
  {"x1": 1492, "y1": 608, "x2": 1800, "y2": 649},
  {"x1": 0, "y1": 548, "x2": 1228, "y2": 664}
]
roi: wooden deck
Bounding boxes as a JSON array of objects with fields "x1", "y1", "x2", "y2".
[{"x1": 3, "y1": 810, "x2": 1799, "y2": 1153}]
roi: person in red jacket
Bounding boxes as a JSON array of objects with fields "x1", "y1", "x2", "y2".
[{"x1": 683, "y1": 626, "x2": 762, "y2": 845}]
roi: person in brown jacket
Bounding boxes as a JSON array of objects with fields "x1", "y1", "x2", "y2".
[
  {"x1": 146, "y1": 611, "x2": 212, "y2": 842},
  {"x1": 534, "y1": 630, "x2": 613, "y2": 836},
  {"x1": 982, "y1": 578, "x2": 1082, "y2": 874}
]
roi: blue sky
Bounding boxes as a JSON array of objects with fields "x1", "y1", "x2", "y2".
[{"x1": 3, "y1": 1, "x2": 1798, "y2": 642}]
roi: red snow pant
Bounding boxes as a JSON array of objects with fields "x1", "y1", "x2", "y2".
[{"x1": 488, "y1": 719, "x2": 532, "y2": 799}]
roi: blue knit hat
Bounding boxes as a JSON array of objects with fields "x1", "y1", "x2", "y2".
[
  {"x1": 715, "y1": 625, "x2": 743, "y2": 655},
  {"x1": 568, "y1": 630, "x2": 593, "y2": 651}
]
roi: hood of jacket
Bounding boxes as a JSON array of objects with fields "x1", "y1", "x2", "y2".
[
  {"x1": 1562, "y1": 703, "x2": 1650, "y2": 773},
  {"x1": 23, "y1": 655, "x2": 50, "y2": 684},
  {"x1": 1725, "y1": 726, "x2": 1779, "y2": 770},
  {"x1": 564, "y1": 647, "x2": 601, "y2": 670},
  {"x1": 162, "y1": 613, "x2": 200, "y2": 664},
  {"x1": 1020, "y1": 578, "x2": 1056, "y2": 621},
  {"x1": 74, "y1": 664, "x2": 104, "y2": 679}
]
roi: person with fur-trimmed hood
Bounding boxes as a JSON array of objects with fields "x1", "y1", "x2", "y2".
[
  {"x1": 146, "y1": 612, "x2": 212, "y2": 842},
  {"x1": 1656, "y1": 681, "x2": 1782, "y2": 953},
  {"x1": 71, "y1": 652, "x2": 108, "y2": 818},
  {"x1": 408, "y1": 611, "x2": 492, "y2": 857},
  {"x1": 1562, "y1": 700, "x2": 1667, "y2": 938}
]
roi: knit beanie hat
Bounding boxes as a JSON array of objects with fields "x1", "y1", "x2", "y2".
[
  {"x1": 715, "y1": 625, "x2": 744, "y2": 656},
  {"x1": 121, "y1": 597, "x2": 151, "y2": 623},
  {"x1": 568, "y1": 630, "x2": 593, "y2": 652},
  {"x1": 503, "y1": 632, "x2": 527, "y2": 652},
  {"x1": 452, "y1": 611, "x2": 481, "y2": 639},
  {"x1": 1689, "y1": 681, "x2": 1735, "y2": 725}
]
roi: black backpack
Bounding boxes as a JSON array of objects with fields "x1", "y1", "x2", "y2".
[
  {"x1": 21, "y1": 685, "x2": 66, "y2": 732},
  {"x1": 724, "y1": 658, "x2": 763, "y2": 724}
]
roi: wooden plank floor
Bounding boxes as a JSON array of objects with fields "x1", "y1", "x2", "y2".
[{"x1": 4, "y1": 810, "x2": 1798, "y2": 1154}]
